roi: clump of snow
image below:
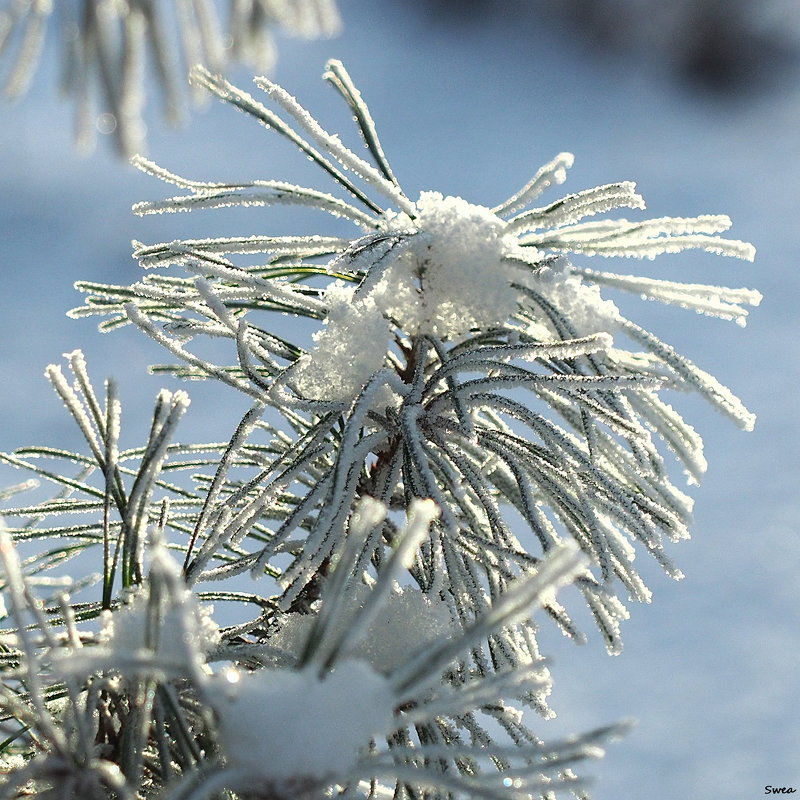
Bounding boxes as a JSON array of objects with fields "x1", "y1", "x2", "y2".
[
  {"x1": 293, "y1": 193, "x2": 535, "y2": 402},
  {"x1": 0, "y1": 753, "x2": 26, "y2": 773},
  {"x1": 292, "y1": 192, "x2": 631, "y2": 404},
  {"x1": 101, "y1": 543, "x2": 219, "y2": 673},
  {"x1": 351, "y1": 585, "x2": 455, "y2": 673},
  {"x1": 271, "y1": 584, "x2": 456, "y2": 674},
  {"x1": 100, "y1": 584, "x2": 219, "y2": 671},
  {"x1": 535, "y1": 266, "x2": 622, "y2": 336},
  {"x1": 293, "y1": 282, "x2": 390, "y2": 402},
  {"x1": 212, "y1": 662, "x2": 393, "y2": 785},
  {"x1": 50, "y1": 545, "x2": 219, "y2": 680},
  {"x1": 376, "y1": 192, "x2": 523, "y2": 338}
]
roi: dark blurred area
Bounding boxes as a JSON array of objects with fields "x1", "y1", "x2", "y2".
[{"x1": 415, "y1": 0, "x2": 800, "y2": 96}]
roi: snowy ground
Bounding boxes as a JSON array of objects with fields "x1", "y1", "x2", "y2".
[{"x1": 1, "y1": 2, "x2": 798, "y2": 798}]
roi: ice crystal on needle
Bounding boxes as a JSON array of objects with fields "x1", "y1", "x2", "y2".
[{"x1": 75, "y1": 60, "x2": 760, "y2": 662}]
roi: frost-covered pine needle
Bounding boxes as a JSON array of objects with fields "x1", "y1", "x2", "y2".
[
  {"x1": 0, "y1": 494, "x2": 619, "y2": 799},
  {"x1": 191, "y1": 517, "x2": 615, "y2": 800}
]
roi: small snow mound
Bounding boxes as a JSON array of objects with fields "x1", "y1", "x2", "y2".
[
  {"x1": 212, "y1": 662, "x2": 394, "y2": 783},
  {"x1": 293, "y1": 282, "x2": 390, "y2": 401},
  {"x1": 376, "y1": 192, "x2": 521, "y2": 337},
  {"x1": 351, "y1": 584, "x2": 455, "y2": 673},
  {"x1": 272, "y1": 584, "x2": 456, "y2": 674},
  {"x1": 536, "y1": 267, "x2": 622, "y2": 336},
  {"x1": 48, "y1": 586, "x2": 219, "y2": 682},
  {"x1": 102, "y1": 586, "x2": 219, "y2": 670}
]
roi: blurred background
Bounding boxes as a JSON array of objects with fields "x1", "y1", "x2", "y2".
[{"x1": 1, "y1": 1, "x2": 798, "y2": 797}]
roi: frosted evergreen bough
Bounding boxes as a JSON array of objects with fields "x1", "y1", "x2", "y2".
[
  {"x1": 0, "y1": 473, "x2": 615, "y2": 798},
  {"x1": 74, "y1": 60, "x2": 758, "y2": 649},
  {"x1": 0, "y1": 0, "x2": 341, "y2": 155},
  {"x1": 1, "y1": 60, "x2": 759, "y2": 799}
]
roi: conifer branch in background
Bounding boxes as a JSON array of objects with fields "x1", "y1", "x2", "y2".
[{"x1": 0, "y1": 0, "x2": 340, "y2": 155}]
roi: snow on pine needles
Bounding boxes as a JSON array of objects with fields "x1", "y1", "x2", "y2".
[
  {"x1": 1, "y1": 58, "x2": 760, "y2": 800},
  {"x1": 76, "y1": 59, "x2": 761, "y2": 652},
  {"x1": 1, "y1": 492, "x2": 615, "y2": 799}
]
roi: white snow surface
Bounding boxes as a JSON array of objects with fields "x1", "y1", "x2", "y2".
[{"x1": 212, "y1": 661, "x2": 393, "y2": 783}]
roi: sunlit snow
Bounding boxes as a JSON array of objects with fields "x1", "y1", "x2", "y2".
[
  {"x1": 211, "y1": 661, "x2": 393, "y2": 784},
  {"x1": 272, "y1": 583, "x2": 456, "y2": 674}
]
